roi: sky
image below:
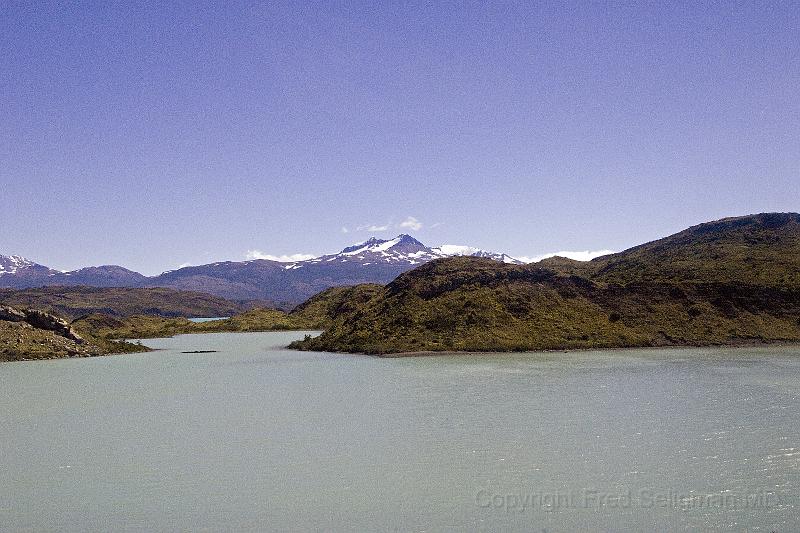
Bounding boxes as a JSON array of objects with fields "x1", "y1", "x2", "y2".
[{"x1": 1, "y1": 1, "x2": 798, "y2": 275}]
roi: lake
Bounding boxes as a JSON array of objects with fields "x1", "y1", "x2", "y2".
[
  {"x1": 187, "y1": 317, "x2": 230, "y2": 323},
  {"x1": 1, "y1": 331, "x2": 798, "y2": 532}
]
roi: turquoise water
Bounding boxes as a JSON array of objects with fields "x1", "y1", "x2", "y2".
[
  {"x1": 187, "y1": 317, "x2": 230, "y2": 323},
  {"x1": 1, "y1": 332, "x2": 798, "y2": 532}
]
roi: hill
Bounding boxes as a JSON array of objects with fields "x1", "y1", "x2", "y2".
[
  {"x1": 0, "y1": 305, "x2": 147, "y2": 362},
  {"x1": 0, "y1": 286, "x2": 251, "y2": 320},
  {"x1": 72, "y1": 306, "x2": 326, "y2": 341},
  {"x1": 591, "y1": 212, "x2": 800, "y2": 287},
  {"x1": 290, "y1": 213, "x2": 800, "y2": 354}
]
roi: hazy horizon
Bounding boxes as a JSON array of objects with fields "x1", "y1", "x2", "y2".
[{"x1": 2, "y1": 2, "x2": 798, "y2": 275}]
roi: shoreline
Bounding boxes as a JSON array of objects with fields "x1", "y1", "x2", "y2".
[
  {"x1": 347, "y1": 339, "x2": 800, "y2": 358},
  {"x1": 6, "y1": 333, "x2": 800, "y2": 363}
]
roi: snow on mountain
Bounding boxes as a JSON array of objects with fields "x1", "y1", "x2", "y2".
[
  {"x1": 0, "y1": 254, "x2": 147, "y2": 288},
  {"x1": 0, "y1": 237, "x2": 522, "y2": 303},
  {"x1": 282, "y1": 235, "x2": 523, "y2": 269},
  {"x1": 0, "y1": 255, "x2": 40, "y2": 275},
  {"x1": 433, "y1": 244, "x2": 480, "y2": 256},
  {"x1": 430, "y1": 245, "x2": 524, "y2": 265}
]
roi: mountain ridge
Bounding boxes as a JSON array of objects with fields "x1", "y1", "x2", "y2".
[{"x1": 0, "y1": 235, "x2": 526, "y2": 305}]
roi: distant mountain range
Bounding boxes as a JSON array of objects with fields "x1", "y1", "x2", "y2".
[{"x1": 0, "y1": 235, "x2": 523, "y2": 306}]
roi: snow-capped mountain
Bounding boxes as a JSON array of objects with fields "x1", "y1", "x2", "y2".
[
  {"x1": 0, "y1": 255, "x2": 57, "y2": 277},
  {"x1": 0, "y1": 254, "x2": 144, "y2": 289},
  {"x1": 0, "y1": 255, "x2": 34, "y2": 275},
  {"x1": 140, "y1": 235, "x2": 523, "y2": 304},
  {"x1": 0, "y1": 236, "x2": 523, "y2": 305},
  {"x1": 283, "y1": 234, "x2": 523, "y2": 269},
  {"x1": 429, "y1": 245, "x2": 523, "y2": 265}
]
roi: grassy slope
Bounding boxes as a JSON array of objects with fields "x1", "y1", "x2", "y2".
[
  {"x1": 290, "y1": 213, "x2": 800, "y2": 354},
  {"x1": 591, "y1": 212, "x2": 800, "y2": 287}
]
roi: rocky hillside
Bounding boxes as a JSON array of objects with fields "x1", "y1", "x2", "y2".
[
  {"x1": 0, "y1": 305, "x2": 146, "y2": 362},
  {"x1": 290, "y1": 213, "x2": 800, "y2": 354}
]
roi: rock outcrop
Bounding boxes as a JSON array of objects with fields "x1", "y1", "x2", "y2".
[{"x1": 0, "y1": 305, "x2": 85, "y2": 343}]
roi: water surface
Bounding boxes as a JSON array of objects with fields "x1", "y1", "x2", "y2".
[
  {"x1": 1, "y1": 332, "x2": 798, "y2": 532},
  {"x1": 187, "y1": 317, "x2": 230, "y2": 323}
]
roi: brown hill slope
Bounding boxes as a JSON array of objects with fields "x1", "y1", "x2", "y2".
[{"x1": 590, "y1": 212, "x2": 800, "y2": 287}]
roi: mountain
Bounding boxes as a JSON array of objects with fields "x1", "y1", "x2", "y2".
[
  {"x1": 145, "y1": 260, "x2": 289, "y2": 303},
  {"x1": 315, "y1": 234, "x2": 523, "y2": 266},
  {"x1": 0, "y1": 255, "x2": 33, "y2": 275},
  {"x1": 54, "y1": 266, "x2": 149, "y2": 287},
  {"x1": 0, "y1": 235, "x2": 522, "y2": 306},
  {"x1": 145, "y1": 234, "x2": 521, "y2": 305},
  {"x1": 0, "y1": 255, "x2": 58, "y2": 281},
  {"x1": 181, "y1": 234, "x2": 518, "y2": 304},
  {"x1": 0, "y1": 256, "x2": 146, "y2": 289},
  {"x1": 289, "y1": 213, "x2": 800, "y2": 354}
]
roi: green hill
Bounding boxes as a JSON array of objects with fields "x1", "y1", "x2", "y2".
[{"x1": 290, "y1": 213, "x2": 800, "y2": 354}]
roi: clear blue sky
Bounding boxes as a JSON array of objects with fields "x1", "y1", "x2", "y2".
[{"x1": 2, "y1": 1, "x2": 798, "y2": 275}]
